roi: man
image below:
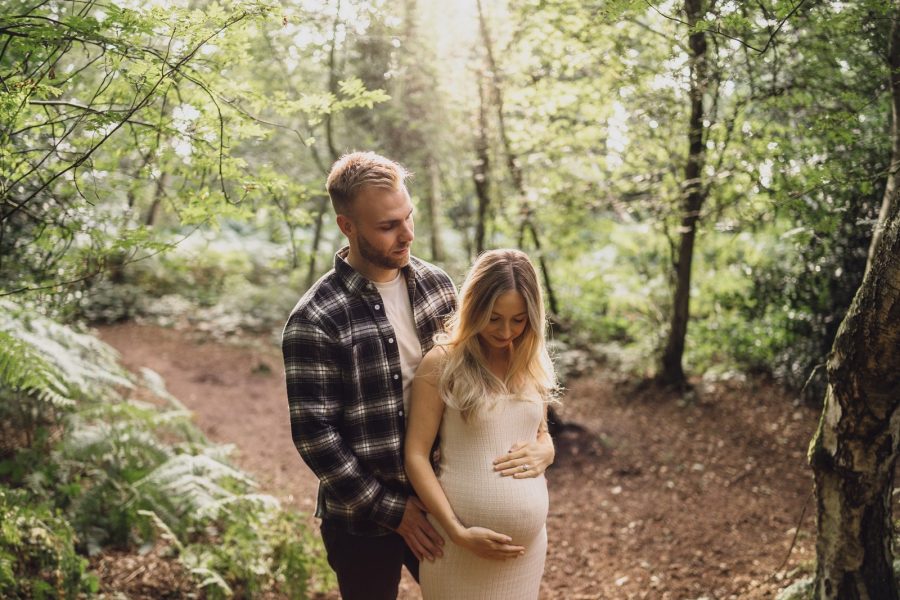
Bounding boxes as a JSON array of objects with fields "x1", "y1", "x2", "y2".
[{"x1": 282, "y1": 152, "x2": 553, "y2": 599}]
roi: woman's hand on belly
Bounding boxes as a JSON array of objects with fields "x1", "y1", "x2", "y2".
[
  {"x1": 492, "y1": 438, "x2": 554, "y2": 478},
  {"x1": 453, "y1": 526, "x2": 526, "y2": 561}
]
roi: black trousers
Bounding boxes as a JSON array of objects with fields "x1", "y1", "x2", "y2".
[{"x1": 320, "y1": 519, "x2": 419, "y2": 600}]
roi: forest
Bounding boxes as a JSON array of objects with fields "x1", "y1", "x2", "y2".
[{"x1": 1, "y1": 0, "x2": 898, "y2": 598}]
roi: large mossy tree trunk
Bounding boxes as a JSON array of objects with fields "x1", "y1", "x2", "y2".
[{"x1": 807, "y1": 156, "x2": 900, "y2": 598}]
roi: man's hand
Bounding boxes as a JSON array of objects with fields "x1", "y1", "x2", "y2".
[
  {"x1": 492, "y1": 437, "x2": 555, "y2": 478},
  {"x1": 395, "y1": 496, "x2": 445, "y2": 562}
]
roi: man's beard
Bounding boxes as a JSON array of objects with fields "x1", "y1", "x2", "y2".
[{"x1": 357, "y1": 232, "x2": 409, "y2": 270}]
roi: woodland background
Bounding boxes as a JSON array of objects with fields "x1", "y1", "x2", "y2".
[{"x1": 1, "y1": 0, "x2": 899, "y2": 598}]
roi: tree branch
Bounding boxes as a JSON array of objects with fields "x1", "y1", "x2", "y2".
[{"x1": 645, "y1": 0, "x2": 808, "y2": 54}]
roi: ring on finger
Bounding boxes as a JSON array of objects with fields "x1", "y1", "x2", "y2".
[{"x1": 520, "y1": 464, "x2": 530, "y2": 472}]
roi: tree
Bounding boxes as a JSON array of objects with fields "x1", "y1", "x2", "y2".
[
  {"x1": 867, "y1": 2, "x2": 900, "y2": 275},
  {"x1": 658, "y1": 0, "x2": 712, "y2": 387},
  {"x1": 0, "y1": 0, "x2": 390, "y2": 308},
  {"x1": 472, "y1": 67, "x2": 492, "y2": 255},
  {"x1": 807, "y1": 161, "x2": 900, "y2": 598},
  {"x1": 0, "y1": 1, "x2": 269, "y2": 298},
  {"x1": 476, "y1": 0, "x2": 559, "y2": 315},
  {"x1": 807, "y1": 3, "x2": 900, "y2": 596}
]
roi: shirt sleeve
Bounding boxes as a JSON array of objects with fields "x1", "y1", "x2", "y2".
[{"x1": 282, "y1": 315, "x2": 406, "y2": 530}]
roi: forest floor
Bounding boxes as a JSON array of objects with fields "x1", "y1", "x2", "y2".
[{"x1": 95, "y1": 322, "x2": 821, "y2": 600}]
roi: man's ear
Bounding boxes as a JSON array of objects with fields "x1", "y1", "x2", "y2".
[{"x1": 336, "y1": 214, "x2": 353, "y2": 238}]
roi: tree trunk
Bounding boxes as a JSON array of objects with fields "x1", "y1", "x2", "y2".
[
  {"x1": 808, "y1": 3, "x2": 900, "y2": 596},
  {"x1": 476, "y1": 0, "x2": 560, "y2": 309},
  {"x1": 659, "y1": 0, "x2": 710, "y2": 388},
  {"x1": 518, "y1": 214, "x2": 560, "y2": 317},
  {"x1": 473, "y1": 71, "x2": 491, "y2": 256},
  {"x1": 306, "y1": 195, "x2": 329, "y2": 289},
  {"x1": 867, "y1": 4, "x2": 900, "y2": 276},
  {"x1": 144, "y1": 171, "x2": 168, "y2": 227},
  {"x1": 808, "y1": 173, "x2": 900, "y2": 599},
  {"x1": 426, "y1": 158, "x2": 444, "y2": 262}
]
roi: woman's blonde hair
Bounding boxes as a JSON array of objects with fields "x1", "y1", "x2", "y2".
[{"x1": 438, "y1": 249, "x2": 557, "y2": 420}]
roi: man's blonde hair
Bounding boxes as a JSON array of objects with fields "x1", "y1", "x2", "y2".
[{"x1": 326, "y1": 151, "x2": 410, "y2": 216}]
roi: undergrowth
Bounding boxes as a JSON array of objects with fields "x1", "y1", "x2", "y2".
[{"x1": 0, "y1": 299, "x2": 333, "y2": 598}]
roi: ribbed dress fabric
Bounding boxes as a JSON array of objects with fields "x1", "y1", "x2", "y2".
[{"x1": 420, "y1": 395, "x2": 548, "y2": 600}]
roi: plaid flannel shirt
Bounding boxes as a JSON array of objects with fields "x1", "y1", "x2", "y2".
[{"x1": 282, "y1": 247, "x2": 457, "y2": 535}]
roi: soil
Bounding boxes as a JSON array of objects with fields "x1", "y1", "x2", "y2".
[{"x1": 95, "y1": 322, "x2": 820, "y2": 599}]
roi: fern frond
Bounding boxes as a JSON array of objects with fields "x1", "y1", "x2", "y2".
[
  {"x1": 136, "y1": 452, "x2": 258, "y2": 516},
  {"x1": 0, "y1": 300, "x2": 132, "y2": 409},
  {"x1": 64, "y1": 420, "x2": 173, "y2": 464},
  {"x1": 140, "y1": 367, "x2": 191, "y2": 413},
  {"x1": 137, "y1": 509, "x2": 185, "y2": 554},
  {"x1": 190, "y1": 567, "x2": 233, "y2": 596},
  {"x1": 0, "y1": 330, "x2": 74, "y2": 409},
  {"x1": 194, "y1": 493, "x2": 281, "y2": 521}
]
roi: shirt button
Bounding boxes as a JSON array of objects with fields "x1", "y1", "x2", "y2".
[
  {"x1": 388, "y1": 337, "x2": 394, "y2": 344},
  {"x1": 393, "y1": 374, "x2": 399, "y2": 380},
  {"x1": 374, "y1": 304, "x2": 381, "y2": 310},
  {"x1": 398, "y1": 410, "x2": 404, "y2": 417}
]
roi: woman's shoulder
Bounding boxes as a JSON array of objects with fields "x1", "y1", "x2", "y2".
[{"x1": 416, "y1": 344, "x2": 451, "y2": 384}]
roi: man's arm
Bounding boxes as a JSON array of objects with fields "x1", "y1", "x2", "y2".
[{"x1": 282, "y1": 316, "x2": 405, "y2": 529}]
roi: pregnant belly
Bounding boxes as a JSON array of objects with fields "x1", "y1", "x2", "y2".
[{"x1": 439, "y1": 471, "x2": 548, "y2": 545}]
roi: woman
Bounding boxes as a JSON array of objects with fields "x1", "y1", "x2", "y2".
[{"x1": 405, "y1": 249, "x2": 558, "y2": 600}]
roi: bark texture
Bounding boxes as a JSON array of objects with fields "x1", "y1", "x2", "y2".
[{"x1": 808, "y1": 169, "x2": 900, "y2": 598}]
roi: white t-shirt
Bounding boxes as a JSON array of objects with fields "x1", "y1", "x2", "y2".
[{"x1": 372, "y1": 272, "x2": 423, "y2": 419}]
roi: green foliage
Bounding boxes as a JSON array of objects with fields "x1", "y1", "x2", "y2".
[
  {"x1": 73, "y1": 225, "x2": 303, "y2": 337},
  {"x1": 0, "y1": 485, "x2": 98, "y2": 599},
  {"x1": 0, "y1": 300, "x2": 333, "y2": 597},
  {"x1": 734, "y1": 0, "x2": 889, "y2": 396},
  {"x1": 0, "y1": 329, "x2": 73, "y2": 411},
  {"x1": 0, "y1": 0, "x2": 387, "y2": 306},
  {"x1": 0, "y1": 299, "x2": 131, "y2": 453},
  {"x1": 176, "y1": 498, "x2": 332, "y2": 599}
]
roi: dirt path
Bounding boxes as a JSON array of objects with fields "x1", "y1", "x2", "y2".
[{"x1": 98, "y1": 323, "x2": 820, "y2": 599}]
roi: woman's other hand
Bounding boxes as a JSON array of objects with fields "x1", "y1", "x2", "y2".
[{"x1": 455, "y1": 526, "x2": 525, "y2": 560}]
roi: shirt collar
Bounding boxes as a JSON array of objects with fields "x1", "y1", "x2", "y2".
[{"x1": 333, "y1": 246, "x2": 419, "y2": 296}]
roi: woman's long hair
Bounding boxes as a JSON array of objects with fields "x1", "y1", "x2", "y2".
[{"x1": 437, "y1": 249, "x2": 557, "y2": 421}]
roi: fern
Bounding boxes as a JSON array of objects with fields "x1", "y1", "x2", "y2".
[
  {"x1": 137, "y1": 509, "x2": 184, "y2": 554},
  {"x1": 136, "y1": 452, "x2": 258, "y2": 517},
  {"x1": 0, "y1": 330, "x2": 74, "y2": 409},
  {"x1": 190, "y1": 566, "x2": 234, "y2": 598},
  {"x1": 139, "y1": 367, "x2": 192, "y2": 413},
  {"x1": 0, "y1": 300, "x2": 332, "y2": 597},
  {"x1": 0, "y1": 300, "x2": 132, "y2": 410}
]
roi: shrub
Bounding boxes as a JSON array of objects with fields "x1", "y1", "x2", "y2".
[{"x1": 0, "y1": 485, "x2": 98, "y2": 599}]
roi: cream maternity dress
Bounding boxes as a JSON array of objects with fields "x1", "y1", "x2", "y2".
[{"x1": 420, "y1": 393, "x2": 548, "y2": 600}]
